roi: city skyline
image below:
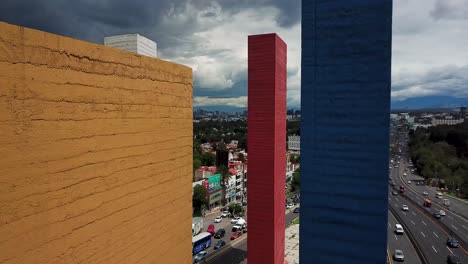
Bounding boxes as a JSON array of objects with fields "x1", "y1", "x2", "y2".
[{"x1": 1, "y1": 0, "x2": 468, "y2": 109}]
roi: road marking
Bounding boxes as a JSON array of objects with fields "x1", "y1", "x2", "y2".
[
  {"x1": 388, "y1": 223, "x2": 391, "y2": 228},
  {"x1": 411, "y1": 220, "x2": 415, "y2": 225},
  {"x1": 447, "y1": 215, "x2": 453, "y2": 219},
  {"x1": 395, "y1": 198, "x2": 399, "y2": 202},
  {"x1": 452, "y1": 225, "x2": 458, "y2": 231},
  {"x1": 422, "y1": 221, "x2": 427, "y2": 226},
  {"x1": 433, "y1": 232, "x2": 439, "y2": 238},
  {"x1": 432, "y1": 245, "x2": 437, "y2": 253},
  {"x1": 388, "y1": 198, "x2": 391, "y2": 201},
  {"x1": 394, "y1": 235, "x2": 398, "y2": 240},
  {"x1": 447, "y1": 247, "x2": 453, "y2": 254},
  {"x1": 421, "y1": 231, "x2": 426, "y2": 237},
  {"x1": 394, "y1": 203, "x2": 398, "y2": 207},
  {"x1": 463, "y1": 225, "x2": 468, "y2": 230},
  {"x1": 412, "y1": 212, "x2": 416, "y2": 216},
  {"x1": 402, "y1": 212, "x2": 406, "y2": 216}
]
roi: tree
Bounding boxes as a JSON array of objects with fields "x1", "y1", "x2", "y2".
[
  {"x1": 193, "y1": 158, "x2": 202, "y2": 172},
  {"x1": 238, "y1": 152, "x2": 246, "y2": 163},
  {"x1": 193, "y1": 185, "x2": 208, "y2": 216},
  {"x1": 290, "y1": 168, "x2": 300, "y2": 192},
  {"x1": 228, "y1": 202, "x2": 244, "y2": 216},
  {"x1": 202, "y1": 152, "x2": 216, "y2": 166}
]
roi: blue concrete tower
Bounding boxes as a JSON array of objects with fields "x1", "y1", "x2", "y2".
[{"x1": 300, "y1": 1, "x2": 393, "y2": 263}]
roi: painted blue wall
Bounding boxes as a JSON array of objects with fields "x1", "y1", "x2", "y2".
[{"x1": 300, "y1": 1, "x2": 393, "y2": 263}]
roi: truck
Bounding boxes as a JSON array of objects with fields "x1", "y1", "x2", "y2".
[{"x1": 192, "y1": 217, "x2": 203, "y2": 237}]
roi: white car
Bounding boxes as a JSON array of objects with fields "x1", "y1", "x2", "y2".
[
  {"x1": 439, "y1": 210, "x2": 446, "y2": 216},
  {"x1": 214, "y1": 216, "x2": 222, "y2": 223},
  {"x1": 221, "y1": 211, "x2": 229, "y2": 218},
  {"x1": 407, "y1": 180, "x2": 411, "y2": 184},
  {"x1": 395, "y1": 224, "x2": 404, "y2": 235},
  {"x1": 402, "y1": 205, "x2": 409, "y2": 211},
  {"x1": 286, "y1": 203, "x2": 294, "y2": 209},
  {"x1": 393, "y1": 249, "x2": 404, "y2": 261},
  {"x1": 231, "y1": 217, "x2": 241, "y2": 224},
  {"x1": 423, "y1": 191, "x2": 429, "y2": 196}
]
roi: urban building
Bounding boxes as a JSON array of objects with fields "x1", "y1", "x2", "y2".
[
  {"x1": 194, "y1": 166, "x2": 217, "y2": 181},
  {"x1": 0, "y1": 22, "x2": 192, "y2": 264},
  {"x1": 460, "y1": 106, "x2": 467, "y2": 121},
  {"x1": 301, "y1": 1, "x2": 392, "y2": 263},
  {"x1": 104, "y1": 33, "x2": 157, "y2": 58},
  {"x1": 431, "y1": 118, "x2": 464, "y2": 126},
  {"x1": 288, "y1": 135, "x2": 301, "y2": 151},
  {"x1": 203, "y1": 174, "x2": 223, "y2": 209},
  {"x1": 247, "y1": 33, "x2": 287, "y2": 264}
]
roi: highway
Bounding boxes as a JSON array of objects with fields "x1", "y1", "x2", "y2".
[
  {"x1": 387, "y1": 210, "x2": 422, "y2": 264},
  {"x1": 392, "y1": 162, "x2": 468, "y2": 245},
  {"x1": 389, "y1": 169, "x2": 468, "y2": 263}
]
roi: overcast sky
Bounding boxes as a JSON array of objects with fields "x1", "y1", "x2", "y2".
[{"x1": 1, "y1": 0, "x2": 467, "y2": 109}]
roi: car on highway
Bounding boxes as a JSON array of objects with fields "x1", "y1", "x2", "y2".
[
  {"x1": 439, "y1": 210, "x2": 446, "y2": 216},
  {"x1": 447, "y1": 254, "x2": 461, "y2": 264},
  {"x1": 436, "y1": 192, "x2": 443, "y2": 199},
  {"x1": 214, "y1": 228, "x2": 225, "y2": 239},
  {"x1": 293, "y1": 207, "x2": 300, "y2": 213},
  {"x1": 231, "y1": 217, "x2": 241, "y2": 224},
  {"x1": 395, "y1": 224, "x2": 404, "y2": 235},
  {"x1": 447, "y1": 237, "x2": 460, "y2": 248},
  {"x1": 423, "y1": 191, "x2": 429, "y2": 196},
  {"x1": 392, "y1": 191, "x2": 398, "y2": 196},
  {"x1": 214, "y1": 240, "x2": 226, "y2": 250},
  {"x1": 401, "y1": 205, "x2": 409, "y2": 211},
  {"x1": 403, "y1": 172, "x2": 407, "y2": 176},
  {"x1": 230, "y1": 231, "x2": 243, "y2": 240},
  {"x1": 214, "y1": 216, "x2": 222, "y2": 223},
  {"x1": 407, "y1": 180, "x2": 411, "y2": 184},
  {"x1": 193, "y1": 251, "x2": 208, "y2": 263},
  {"x1": 433, "y1": 212, "x2": 442, "y2": 219},
  {"x1": 207, "y1": 224, "x2": 215, "y2": 236},
  {"x1": 393, "y1": 249, "x2": 404, "y2": 262}
]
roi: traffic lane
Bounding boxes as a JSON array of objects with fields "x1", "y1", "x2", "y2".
[
  {"x1": 389, "y1": 195, "x2": 446, "y2": 264},
  {"x1": 395, "y1": 165, "x2": 468, "y2": 242},
  {"x1": 207, "y1": 210, "x2": 299, "y2": 264},
  {"x1": 387, "y1": 210, "x2": 422, "y2": 264},
  {"x1": 389, "y1": 194, "x2": 468, "y2": 263}
]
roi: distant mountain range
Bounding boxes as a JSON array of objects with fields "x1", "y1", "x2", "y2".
[
  {"x1": 194, "y1": 96, "x2": 468, "y2": 112},
  {"x1": 391, "y1": 96, "x2": 468, "y2": 110}
]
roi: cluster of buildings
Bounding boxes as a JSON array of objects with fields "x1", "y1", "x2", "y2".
[{"x1": 391, "y1": 107, "x2": 467, "y2": 130}]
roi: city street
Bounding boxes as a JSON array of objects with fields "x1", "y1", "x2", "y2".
[{"x1": 204, "y1": 207, "x2": 299, "y2": 264}]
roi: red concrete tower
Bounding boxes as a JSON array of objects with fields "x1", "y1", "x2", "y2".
[{"x1": 247, "y1": 33, "x2": 287, "y2": 264}]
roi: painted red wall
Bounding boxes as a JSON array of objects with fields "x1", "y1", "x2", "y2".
[{"x1": 247, "y1": 33, "x2": 287, "y2": 264}]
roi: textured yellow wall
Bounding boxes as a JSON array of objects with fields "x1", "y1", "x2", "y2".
[{"x1": 0, "y1": 22, "x2": 193, "y2": 264}]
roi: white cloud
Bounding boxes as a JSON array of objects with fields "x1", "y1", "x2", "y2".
[{"x1": 194, "y1": 96, "x2": 247, "y2": 108}]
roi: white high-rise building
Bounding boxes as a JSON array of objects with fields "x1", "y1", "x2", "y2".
[{"x1": 104, "y1": 34, "x2": 157, "y2": 58}]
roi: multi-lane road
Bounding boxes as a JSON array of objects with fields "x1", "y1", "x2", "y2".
[
  {"x1": 387, "y1": 210, "x2": 422, "y2": 264},
  {"x1": 201, "y1": 207, "x2": 299, "y2": 264},
  {"x1": 389, "y1": 162, "x2": 468, "y2": 263}
]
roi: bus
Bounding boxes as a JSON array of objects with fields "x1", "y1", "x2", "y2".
[
  {"x1": 192, "y1": 232, "x2": 212, "y2": 255},
  {"x1": 423, "y1": 199, "x2": 432, "y2": 207}
]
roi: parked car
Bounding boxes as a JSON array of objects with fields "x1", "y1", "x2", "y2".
[
  {"x1": 401, "y1": 205, "x2": 409, "y2": 211},
  {"x1": 232, "y1": 225, "x2": 242, "y2": 232},
  {"x1": 214, "y1": 240, "x2": 226, "y2": 250},
  {"x1": 193, "y1": 251, "x2": 208, "y2": 263},
  {"x1": 293, "y1": 207, "x2": 300, "y2": 213},
  {"x1": 214, "y1": 228, "x2": 225, "y2": 239},
  {"x1": 207, "y1": 224, "x2": 215, "y2": 236},
  {"x1": 439, "y1": 210, "x2": 446, "y2": 216},
  {"x1": 286, "y1": 203, "x2": 294, "y2": 209},
  {"x1": 231, "y1": 231, "x2": 243, "y2": 240},
  {"x1": 214, "y1": 216, "x2": 222, "y2": 223},
  {"x1": 231, "y1": 217, "x2": 241, "y2": 224},
  {"x1": 393, "y1": 249, "x2": 404, "y2": 262},
  {"x1": 221, "y1": 211, "x2": 229, "y2": 218},
  {"x1": 447, "y1": 254, "x2": 461, "y2": 264},
  {"x1": 447, "y1": 238, "x2": 460, "y2": 248}
]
